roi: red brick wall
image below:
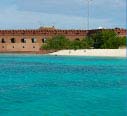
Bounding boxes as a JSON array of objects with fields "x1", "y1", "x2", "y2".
[{"x1": 0, "y1": 28, "x2": 126, "y2": 52}]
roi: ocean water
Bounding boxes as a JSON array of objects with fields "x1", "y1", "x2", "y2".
[{"x1": 0, "y1": 54, "x2": 127, "y2": 116}]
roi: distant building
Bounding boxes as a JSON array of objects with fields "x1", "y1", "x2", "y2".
[
  {"x1": 0, "y1": 27, "x2": 126, "y2": 53},
  {"x1": 98, "y1": 27, "x2": 103, "y2": 29}
]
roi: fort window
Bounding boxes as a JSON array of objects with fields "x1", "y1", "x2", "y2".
[
  {"x1": 33, "y1": 46, "x2": 35, "y2": 48},
  {"x1": 2, "y1": 46, "x2": 4, "y2": 48},
  {"x1": 31, "y1": 38, "x2": 37, "y2": 43},
  {"x1": 42, "y1": 38, "x2": 47, "y2": 43},
  {"x1": 22, "y1": 46, "x2": 25, "y2": 48},
  {"x1": 12, "y1": 46, "x2": 14, "y2": 48},
  {"x1": 1, "y1": 38, "x2": 6, "y2": 43},
  {"x1": 76, "y1": 32, "x2": 80, "y2": 35},
  {"x1": 75, "y1": 38, "x2": 80, "y2": 41},
  {"x1": 11, "y1": 38, "x2": 16, "y2": 43},
  {"x1": 65, "y1": 31, "x2": 68, "y2": 34},
  {"x1": 118, "y1": 32, "x2": 120, "y2": 34},
  {"x1": 21, "y1": 38, "x2": 26, "y2": 43}
]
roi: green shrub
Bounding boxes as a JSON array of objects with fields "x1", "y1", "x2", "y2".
[
  {"x1": 91, "y1": 30, "x2": 121, "y2": 49},
  {"x1": 42, "y1": 31, "x2": 126, "y2": 50},
  {"x1": 42, "y1": 35, "x2": 70, "y2": 50}
]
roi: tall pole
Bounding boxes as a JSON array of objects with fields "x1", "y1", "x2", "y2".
[{"x1": 87, "y1": 0, "x2": 92, "y2": 30}]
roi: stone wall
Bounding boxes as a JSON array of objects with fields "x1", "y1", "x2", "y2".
[{"x1": 0, "y1": 28, "x2": 126, "y2": 52}]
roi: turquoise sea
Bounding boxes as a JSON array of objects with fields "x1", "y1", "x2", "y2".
[{"x1": 0, "y1": 54, "x2": 127, "y2": 116}]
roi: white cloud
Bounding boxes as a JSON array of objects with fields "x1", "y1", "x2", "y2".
[
  {"x1": 0, "y1": 7, "x2": 119, "y2": 30},
  {"x1": 0, "y1": 0, "x2": 126, "y2": 29}
]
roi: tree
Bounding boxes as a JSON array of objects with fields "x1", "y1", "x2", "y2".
[
  {"x1": 42, "y1": 30, "x2": 126, "y2": 50},
  {"x1": 69, "y1": 39, "x2": 82, "y2": 50},
  {"x1": 91, "y1": 30, "x2": 120, "y2": 49},
  {"x1": 118, "y1": 37, "x2": 126, "y2": 47},
  {"x1": 81, "y1": 37, "x2": 94, "y2": 49},
  {"x1": 42, "y1": 35, "x2": 70, "y2": 50}
]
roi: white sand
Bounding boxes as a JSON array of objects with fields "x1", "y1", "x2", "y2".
[{"x1": 49, "y1": 49, "x2": 127, "y2": 57}]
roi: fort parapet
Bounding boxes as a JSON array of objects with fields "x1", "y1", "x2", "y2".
[{"x1": 0, "y1": 27, "x2": 126, "y2": 53}]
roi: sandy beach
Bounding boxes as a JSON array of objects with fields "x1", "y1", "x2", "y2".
[{"x1": 49, "y1": 49, "x2": 126, "y2": 57}]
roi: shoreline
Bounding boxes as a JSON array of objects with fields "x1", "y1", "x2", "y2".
[
  {"x1": 0, "y1": 49, "x2": 126, "y2": 58},
  {"x1": 49, "y1": 49, "x2": 127, "y2": 58}
]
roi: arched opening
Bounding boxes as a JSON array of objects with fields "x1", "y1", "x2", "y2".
[
  {"x1": 118, "y1": 32, "x2": 120, "y2": 34},
  {"x1": 31, "y1": 38, "x2": 37, "y2": 43},
  {"x1": 75, "y1": 38, "x2": 80, "y2": 41},
  {"x1": 21, "y1": 38, "x2": 26, "y2": 43},
  {"x1": 42, "y1": 38, "x2": 47, "y2": 43},
  {"x1": 11, "y1": 38, "x2": 16, "y2": 43},
  {"x1": 1, "y1": 38, "x2": 6, "y2": 43}
]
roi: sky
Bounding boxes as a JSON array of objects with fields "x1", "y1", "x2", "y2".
[{"x1": 0, "y1": 0, "x2": 126, "y2": 29}]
